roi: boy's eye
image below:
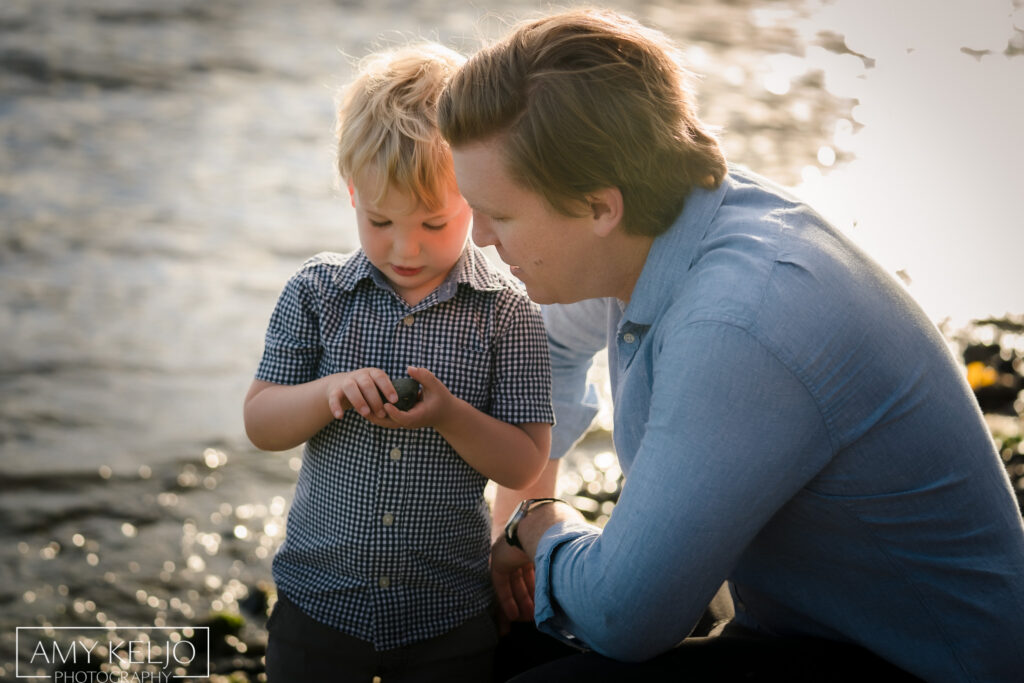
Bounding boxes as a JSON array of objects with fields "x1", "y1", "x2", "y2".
[
  {"x1": 369, "y1": 219, "x2": 392, "y2": 228},
  {"x1": 423, "y1": 222, "x2": 447, "y2": 231}
]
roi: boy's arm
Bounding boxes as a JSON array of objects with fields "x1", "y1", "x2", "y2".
[
  {"x1": 244, "y1": 379, "x2": 335, "y2": 451},
  {"x1": 383, "y1": 366, "x2": 550, "y2": 489},
  {"x1": 244, "y1": 368, "x2": 402, "y2": 451}
]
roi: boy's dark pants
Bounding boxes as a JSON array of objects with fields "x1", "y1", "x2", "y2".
[{"x1": 265, "y1": 591, "x2": 496, "y2": 682}]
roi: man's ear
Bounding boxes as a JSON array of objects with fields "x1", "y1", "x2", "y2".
[{"x1": 588, "y1": 187, "x2": 624, "y2": 238}]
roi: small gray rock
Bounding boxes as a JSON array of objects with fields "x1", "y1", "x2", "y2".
[{"x1": 390, "y1": 377, "x2": 421, "y2": 411}]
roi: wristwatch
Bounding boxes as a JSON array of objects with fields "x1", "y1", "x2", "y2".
[{"x1": 504, "y1": 498, "x2": 564, "y2": 550}]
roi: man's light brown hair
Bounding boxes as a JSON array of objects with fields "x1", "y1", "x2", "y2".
[
  {"x1": 337, "y1": 43, "x2": 465, "y2": 212},
  {"x1": 438, "y1": 8, "x2": 727, "y2": 236}
]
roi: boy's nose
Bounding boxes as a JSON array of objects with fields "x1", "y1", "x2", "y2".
[{"x1": 393, "y1": 234, "x2": 420, "y2": 258}]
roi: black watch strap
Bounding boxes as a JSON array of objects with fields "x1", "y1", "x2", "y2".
[{"x1": 504, "y1": 497, "x2": 564, "y2": 550}]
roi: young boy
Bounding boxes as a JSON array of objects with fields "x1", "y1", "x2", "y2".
[{"x1": 243, "y1": 43, "x2": 553, "y2": 681}]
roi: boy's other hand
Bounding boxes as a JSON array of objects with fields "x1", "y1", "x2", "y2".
[
  {"x1": 326, "y1": 367, "x2": 397, "y2": 420},
  {"x1": 381, "y1": 366, "x2": 455, "y2": 429}
]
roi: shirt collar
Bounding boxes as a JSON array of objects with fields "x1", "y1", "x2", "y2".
[
  {"x1": 335, "y1": 244, "x2": 509, "y2": 304},
  {"x1": 621, "y1": 172, "x2": 730, "y2": 326}
]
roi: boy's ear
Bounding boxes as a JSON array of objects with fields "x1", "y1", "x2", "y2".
[
  {"x1": 347, "y1": 181, "x2": 356, "y2": 208},
  {"x1": 588, "y1": 187, "x2": 624, "y2": 238}
]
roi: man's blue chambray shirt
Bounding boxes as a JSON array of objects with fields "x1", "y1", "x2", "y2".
[
  {"x1": 256, "y1": 245, "x2": 553, "y2": 650},
  {"x1": 536, "y1": 167, "x2": 1024, "y2": 681}
]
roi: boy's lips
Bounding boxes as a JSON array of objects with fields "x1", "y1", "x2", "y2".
[{"x1": 391, "y1": 265, "x2": 424, "y2": 277}]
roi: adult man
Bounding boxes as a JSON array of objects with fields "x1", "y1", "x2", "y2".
[{"x1": 439, "y1": 8, "x2": 1024, "y2": 682}]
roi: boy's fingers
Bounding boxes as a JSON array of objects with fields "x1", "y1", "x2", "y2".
[
  {"x1": 355, "y1": 372, "x2": 388, "y2": 417},
  {"x1": 382, "y1": 403, "x2": 410, "y2": 425},
  {"x1": 343, "y1": 385, "x2": 371, "y2": 417},
  {"x1": 407, "y1": 366, "x2": 433, "y2": 385},
  {"x1": 372, "y1": 374, "x2": 399, "y2": 405},
  {"x1": 328, "y1": 392, "x2": 344, "y2": 419}
]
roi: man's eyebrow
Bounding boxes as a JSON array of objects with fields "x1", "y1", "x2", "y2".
[{"x1": 466, "y1": 200, "x2": 497, "y2": 215}]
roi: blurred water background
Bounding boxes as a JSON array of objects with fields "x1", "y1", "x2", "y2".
[{"x1": 2, "y1": 0, "x2": 1022, "y2": 679}]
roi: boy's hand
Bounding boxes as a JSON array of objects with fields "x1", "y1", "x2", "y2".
[
  {"x1": 326, "y1": 367, "x2": 398, "y2": 421},
  {"x1": 381, "y1": 366, "x2": 455, "y2": 429}
]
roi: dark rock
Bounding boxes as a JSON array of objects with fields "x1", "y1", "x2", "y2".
[{"x1": 389, "y1": 377, "x2": 421, "y2": 411}]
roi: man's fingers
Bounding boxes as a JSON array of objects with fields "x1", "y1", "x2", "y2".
[
  {"x1": 509, "y1": 567, "x2": 535, "y2": 619},
  {"x1": 494, "y1": 573, "x2": 522, "y2": 621}
]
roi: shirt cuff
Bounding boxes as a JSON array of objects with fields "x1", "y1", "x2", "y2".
[{"x1": 533, "y1": 519, "x2": 601, "y2": 649}]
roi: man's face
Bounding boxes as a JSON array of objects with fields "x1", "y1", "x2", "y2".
[{"x1": 451, "y1": 139, "x2": 597, "y2": 305}]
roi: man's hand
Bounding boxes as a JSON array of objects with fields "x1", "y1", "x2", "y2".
[{"x1": 491, "y1": 536, "x2": 536, "y2": 633}]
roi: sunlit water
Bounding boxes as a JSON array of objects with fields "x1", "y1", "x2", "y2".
[{"x1": 1, "y1": 0, "x2": 1021, "y2": 677}]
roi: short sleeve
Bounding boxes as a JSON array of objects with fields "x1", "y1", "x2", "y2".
[
  {"x1": 487, "y1": 291, "x2": 555, "y2": 425},
  {"x1": 255, "y1": 269, "x2": 323, "y2": 385}
]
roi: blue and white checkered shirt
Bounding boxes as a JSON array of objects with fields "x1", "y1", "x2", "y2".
[{"x1": 256, "y1": 244, "x2": 554, "y2": 649}]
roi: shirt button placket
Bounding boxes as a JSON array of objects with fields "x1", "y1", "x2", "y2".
[{"x1": 382, "y1": 442, "x2": 402, "y2": 597}]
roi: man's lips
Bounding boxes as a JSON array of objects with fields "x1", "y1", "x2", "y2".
[{"x1": 391, "y1": 265, "x2": 424, "y2": 277}]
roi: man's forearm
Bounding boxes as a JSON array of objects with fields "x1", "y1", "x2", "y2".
[
  {"x1": 492, "y1": 458, "x2": 561, "y2": 541},
  {"x1": 517, "y1": 499, "x2": 586, "y2": 559}
]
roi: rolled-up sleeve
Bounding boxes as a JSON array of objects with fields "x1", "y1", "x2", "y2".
[
  {"x1": 543, "y1": 299, "x2": 610, "y2": 459},
  {"x1": 532, "y1": 319, "x2": 832, "y2": 660}
]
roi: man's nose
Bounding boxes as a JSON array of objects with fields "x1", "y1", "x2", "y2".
[{"x1": 471, "y1": 213, "x2": 496, "y2": 248}]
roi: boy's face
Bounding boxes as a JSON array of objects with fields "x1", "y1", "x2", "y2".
[
  {"x1": 451, "y1": 139, "x2": 602, "y2": 305},
  {"x1": 349, "y1": 170, "x2": 471, "y2": 307}
]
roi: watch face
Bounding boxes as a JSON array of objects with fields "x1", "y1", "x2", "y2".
[{"x1": 505, "y1": 500, "x2": 530, "y2": 549}]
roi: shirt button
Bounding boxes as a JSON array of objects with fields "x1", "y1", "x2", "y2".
[
  {"x1": 378, "y1": 576, "x2": 391, "y2": 588},
  {"x1": 382, "y1": 513, "x2": 395, "y2": 526},
  {"x1": 623, "y1": 332, "x2": 636, "y2": 344},
  {"x1": 389, "y1": 447, "x2": 402, "y2": 461},
  {"x1": 402, "y1": 315, "x2": 414, "y2": 326}
]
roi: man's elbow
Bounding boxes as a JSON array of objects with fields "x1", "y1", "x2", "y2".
[
  {"x1": 581, "y1": 602, "x2": 687, "y2": 662},
  {"x1": 588, "y1": 628, "x2": 669, "y2": 663}
]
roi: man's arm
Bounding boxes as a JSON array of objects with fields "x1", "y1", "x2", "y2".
[
  {"x1": 490, "y1": 459, "x2": 562, "y2": 625},
  {"x1": 543, "y1": 300, "x2": 610, "y2": 458},
  {"x1": 527, "y1": 321, "x2": 832, "y2": 661}
]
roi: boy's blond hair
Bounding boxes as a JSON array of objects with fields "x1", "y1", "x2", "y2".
[
  {"x1": 438, "y1": 9, "x2": 727, "y2": 237},
  {"x1": 337, "y1": 43, "x2": 466, "y2": 211}
]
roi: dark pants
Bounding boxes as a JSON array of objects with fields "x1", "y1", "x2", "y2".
[
  {"x1": 498, "y1": 622, "x2": 923, "y2": 682},
  {"x1": 265, "y1": 591, "x2": 497, "y2": 683},
  {"x1": 494, "y1": 588, "x2": 922, "y2": 683}
]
